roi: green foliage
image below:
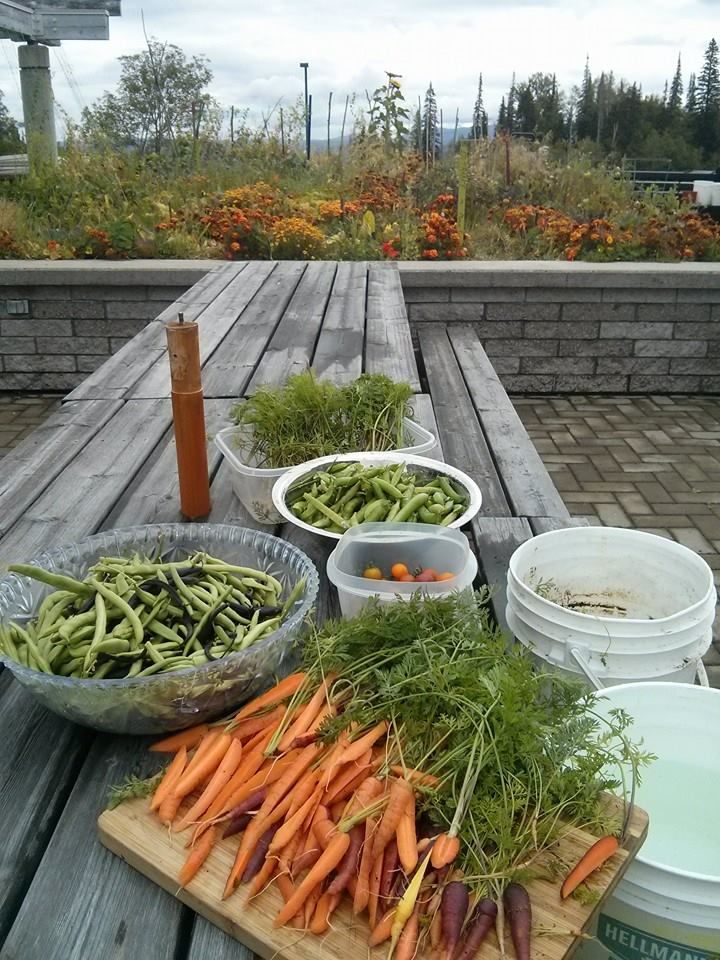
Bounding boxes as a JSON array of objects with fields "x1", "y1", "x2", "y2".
[{"x1": 367, "y1": 72, "x2": 410, "y2": 152}]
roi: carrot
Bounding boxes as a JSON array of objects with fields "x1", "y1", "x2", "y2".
[
  {"x1": 379, "y1": 839, "x2": 400, "y2": 909},
  {"x1": 273, "y1": 831, "x2": 350, "y2": 927},
  {"x1": 233, "y1": 672, "x2": 307, "y2": 723},
  {"x1": 431, "y1": 832, "x2": 461, "y2": 870},
  {"x1": 371, "y1": 778, "x2": 414, "y2": 862},
  {"x1": 293, "y1": 829, "x2": 321, "y2": 875},
  {"x1": 367, "y1": 852, "x2": 384, "y2": 929},
  {"x1": 287, "y1": 768, "x2": 320, "y2": 819},
  {"x1": 353, "y1": 815, "x2": 377, "y2": 914},
  {"x1": 323, "y1": 721, "x2": 387, "y2": 786},
  {"x1": 503, "y1": 883, "x2": 532, "y2": 960},
  {"x1": 430, "y1": 907, "x2": 443, "y2": 949},
  {"x1": 325, "y1": 763, "x2": 373, "y2": 808},
  {"x1": 275, "y1": 873, "x2": 303, "y2": 929},
  {"x1": 178, "y1": 826, "x2": 217, "y2": 888},
  {"x1": 222, "y1": 812, "x2": 252, "y2": 839},
  {"x1": 174, "y1": 732, "x2": 233, "y2": 800},
  {"x1": 329, "y1": 800, "x2": 346, "y2": 822},
  {"x1": 310, "y1": 891, "x2": 341, "y2": 934},
  {"x1": 230, "y1": 705, "x2": 285, "y2": 743},
  {"x1": 396, "y1": 802, "x2": 418, "y2": 874},
  {"x1": 303, "y1": 882, "x2": 325, "y2": 928},
  {"x1": 390, "y1": 764, "x2": 439, "y2": 788},
  {"x1": 560, "y1": 834, "x2": 619, "y2": 900},
  {"x1": 269, "y1": 781, "x2": 322, "y2": 853},
  {"x1": 150, "y1": 746, "x2": 187, "y2": 812},
  {"x1": 347, "y1": 775, "x2": 385, "y2": 817},
  {"x1": 441, "y1": 881, "x2": 470, "y2": 960},
  {"x1": 176, "y1": 738, "x2": 244, "y2": 829},
  {"x1": 252, "y1": 744, "x2": 320, "y2": 829},
  {"x1": 182, "y1": 727, "x2": 221, "y2": 773},
  {"x1": 388, "y1": 848, "x2": 433, "y2": 957},
  {"x1": 453, "y1": 899, "x2": 498, "y2": 960},
  {"x1": 313, "y1": 814, "x2": 337, "y2": 850},
  {"x1": 368, "y1": 907, "x2": 395, "y2": 946},
  {"x1": 395, "y1": 906, "x2": 420, "y2": 960},
  {"x1": 158, "y1": 786, "x2": 187, "y2": 827},
  {"x1": 291, "y1": 702, "x2": 336, "y2": 749},
  {"x1": 276, "y1": 831, "x2": 303, "y2": 875},
  {"x1": 276, "y1": 675, "x2": 336, "y2": 754},
  {"x1": 150, "y1": 723, "x2": 209, "y2": 753},
  {"x1": 328, "y1": 823, "x2": 363, "y2": 894},
  {"x1": 242, "y1": 824, "x2": 280, "y2": 884},
  {"x1": 248, "y1": 851, "x2": 278, "y2": 897}
]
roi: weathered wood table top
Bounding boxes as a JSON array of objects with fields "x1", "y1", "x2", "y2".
[{"x1": 0, "y1": 260, "x2": 576, "y2": 960}]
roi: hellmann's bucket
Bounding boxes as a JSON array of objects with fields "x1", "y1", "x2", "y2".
[
  {"x1": 506, "y1": 527, "x2": 716, "y2": 687},
  {"x1": 576, "y1": 683, "x2": 720, "y2": 960}
]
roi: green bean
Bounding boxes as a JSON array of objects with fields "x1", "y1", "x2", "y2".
[
  {"x1": 394, "y1": 493, "x2": 430, "y2": 523},
  {"x1": 83, "y1": 592, "x2": 108, "y2": 674},
  {"x1": 441, "y1": 507, "x2": 464, "y2": 526},
  {"x1": 126, "y1": 658, "x2": 144, "y2": 678},
  {"x1": 240, "y1": 617, "x2": 279, "y2": 650},
  {"x1": 58, "y1": 611, "x2": 97, "y2": 642},
  {"x1": 303, "y1": 495, "x2": 349, "y2": 531},
  {"x1": 90, "y1": 579, "x2": 144, "y2": 646},
  {"x1": 419, "y1": 505, "x2": 441, "y2": 524},
  {"x1": 373, "y1": 477, "x2": 404, "y2": 500},
  {"x1": 214, "y1": 624, "x2": 234, "y2": 650},
  {"x1": 365, "y1": 498, "x2": 391, "y2": 522},
  {"x1": 13, "y1": 623, "x2": 52, "y2": 673},
  {"x1": 145, "y1": 641, "x2": 166, "y2": 665},
  {"x1": 7, "y1": 564, "x2": 92, "y2": 597},
  {"x1": 0, "y1": 624, "x2": 19, "y2": 661},
  {"x1": 92, "y1": 661, "x2": 114, "y2": 680},
  {"x1": 438, "y1": 476, "x2": 465, "y2": 503},
  {"x1": 145, "y1": 619, "x2": 185, "y2": 644}
]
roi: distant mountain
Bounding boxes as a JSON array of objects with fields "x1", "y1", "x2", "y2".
[{"x1": 309, "y1": 124, "x2": 496, "y2": 154}]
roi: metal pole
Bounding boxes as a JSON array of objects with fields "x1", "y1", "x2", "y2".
[
  {"x1": 300, "y1": 62, "x2": 309, "y2": 159},
  {"x1": 327, "y1": 91, "x2": 332, "y2": 156},
  {"x1": 18, "y1": 43, "x2": 57, "y2": 170},
  {"x1": 307, "y1": 93, "x2": 312, "y2": 159}
]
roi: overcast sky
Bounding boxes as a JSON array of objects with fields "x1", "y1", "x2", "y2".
[{"x1": 0, "y1": 0, "x2": 715, "y2": 134}]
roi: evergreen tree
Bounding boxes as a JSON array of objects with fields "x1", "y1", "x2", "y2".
[
  {"x1": 421, "y1": 82, "x2": 440, "y2": 161},
  {"x1": 0, "y1": 90, "x2": 21, "y2": 154},
  {"x1": 686, "y1": 72, "x2": 698, "y2": 113},
  {"x1": 411, "y1": 106, "x2": 422, "y2": 153},
  {"x1": 506, "y1": 73, "x2": 516, "y2": 132},
  {"x1": 575, "y1": 56, "x2": 597, "y2": 140},
  {"x1": 696, "y1": 38, "x2": 720, "y2": 154},
  {"x1": 470, "y1": 74, "x2": 488, "y2": 139},
  {"x1": 668, "y1": 55, "x2": 683, "y2": 110},
  {"x1": 497, "y1": 96, "x2": 507, "y2": 132}
]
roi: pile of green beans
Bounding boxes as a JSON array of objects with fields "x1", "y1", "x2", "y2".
[
  {"x1": 287, "y1": 461, "x2": 469, "y2": 533},
  {"x1": 0, "y1": 551, "x2": 304, "y2": 680}
]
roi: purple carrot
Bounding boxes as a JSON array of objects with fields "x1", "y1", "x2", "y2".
[
  {"x1": 441, "y1": 880, "x2": 471, "y2": 960},
  {"x1": 453, "y1": 899, "x2": 498, "y2": 960},
  {"x1": 503, "y1": 883, "x2": 532, "y2": 960},
  {"x1": 241, "y1": 823, "x2": 279, "y2": 884},
  {"x1": 328, "y1": 824, "x2": 364, "y2": 894},
  {"x1": 224, "y1": 786, "x2": 268, "y2": 820},
  {"x1": 222, "y1": 812, "x2": 252, "y2": 839},
  {"x1": 379, "y1": 839, "x2": 400, "y2": 910}
]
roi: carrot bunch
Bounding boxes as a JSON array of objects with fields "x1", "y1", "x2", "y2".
[{"x1": 145, "y1": 669, "x2": 622, "y2": 960}]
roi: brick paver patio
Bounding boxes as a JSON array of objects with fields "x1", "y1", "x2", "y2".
[
  {"x1": 0, "y1": 391, "x2": 718, "y2": 685},
  {"x1": 514, "y1": 394, "x2": 720, "y2": 686}
]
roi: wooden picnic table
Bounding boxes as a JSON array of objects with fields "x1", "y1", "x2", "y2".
[{"x1": 0, "y1": 260, "x2": 576, "y2": 960}]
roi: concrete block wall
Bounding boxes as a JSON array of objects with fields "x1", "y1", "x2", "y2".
[
  {"x1": 0, "y1": 261, "x2": 215, "y2": 390},
  {"x1": 400, "y1": 262, "x2": 720, "y2": 394}
]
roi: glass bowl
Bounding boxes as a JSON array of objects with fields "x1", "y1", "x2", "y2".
[{"x1": 0, "y1": 523, "x2": 319, "y2": 735}]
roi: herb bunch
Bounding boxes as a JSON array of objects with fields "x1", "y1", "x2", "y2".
[
  {"x1": 303, "y1": 592, "x2": 652, "y2": 897},
  {"x1": 229, "y1": 370, "x2": 414, "y2": 469}
]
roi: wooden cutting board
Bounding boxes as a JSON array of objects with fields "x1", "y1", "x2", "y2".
[{"x1": 98, "y1": 797, "x2": 648, "y2": 960}]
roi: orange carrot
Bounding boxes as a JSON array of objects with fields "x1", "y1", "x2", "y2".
[
  {"x1": 174, "y1": 732, "x2": 232, "y2": 799},
  {"x1": 430, "y1": 906, "x2": 443, "y2": 948},
  {"x1": 248, "y1": 852, "x2": 278, "y2": 897},
  {"x1": 303, "y1": 882, "x2": 325, "y2": 928},
  {"x1": 176, "y1": 738, "x2": 244, "y2": 830},
  {"x1": 367, "y1": 851, "x2": 384, "y2": 929},
  {"x1": 431, "y1": 832, "x2": 461, "y2": 869},
  {"x1": 396, "y1": 807, "x2": 419, "y2": 874},
  {"x1": 390, "y1": 765, "x2": 439, "y2": 788},
  {"x1": 252, "y1": 744, "x2": 320, "y2": 829},
  {"x1": 324, "y1": 754, "x2": 373, "y2": 805},
  {"x1": 329, "y1": 801, "x2": 346, "y2": 822},
  {"x1": 277, "y1": 831, "x2": 303, "y2": 875},
  {"x1": 561, "y1": 834, "x2": 620, "y2": 899},
  {"x1": 353, "y1": 816, "x2": 378, "y2": 914},
  {"x1": 183, "y1": 728, "x2": 221, "y2": 772},
  {"x1": 291, "y1": 702, "x2": 336, "y2": 749},
  {"x1": 310, "y1": 891, "x2": 341, "y2": 934},
  {"x1": 275, "y1": 873, "x2": 303, "y2": 929},
  {"x1": 368, "y1": 908, "x2": 395, "y2": 946},
  {"x1": 150, "y1": 723, "x2": 209, "y2": 753},
  {"x1": 346, "y1": 775, "x2": 385, "y2": 819},
  {"x1": 371, "y1": 778, "x2": 414, "y2": 862},
  {"x1": 323, "y1": 721, "x2": 387, "y2": 786},
  {"x1": 277, "y1": 676, "x2": 335, "y2": 754},
  {"x1": 270, "y1": 781, "x2": 322, "y2": 853},
  {"x1": 150, "y1": 746, "x2": 187, "y2": 812},
  {"x1": 178, "y1": 826, "x2": 217, "y2": 888},
  {"x1": 312, "y1": 814, "x2": 336, "y2": 850},
  {"x1": 287, "y1": 768, "x2": 320, "y2": 819},
  {"x1": 229, "y1": 705, "x2": 285, "y2": 743},
  {"x1": 233, "y1": 672, "x2": 307, "y2": 723},
  {"x1": 273, "y1": 832, "x2": 350, "y2": 927}
]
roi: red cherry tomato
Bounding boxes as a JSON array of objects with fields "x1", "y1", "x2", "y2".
[
  {"x1": 415, "y1": 569, "x2": 437, "y2": 583},
  {"x1": 398, "y1": 573, "x2": 416, "y2": 582}
]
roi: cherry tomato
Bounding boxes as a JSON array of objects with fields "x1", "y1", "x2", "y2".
[
  {"x1": 391, "y1": 562, "x2": 409, "y2": 580},
  {"x1": 398, "y1": 573, "x2": 416, "y2": 582},
  {"x1": 436, "y1": 571, "x2": 456, "y2": 582},
  {"x1": 363, "y1": 566, "x2": 384, "y2": 580},
  {"x1": 415, "y1": 569, "x2": 437, "y2": 583}
]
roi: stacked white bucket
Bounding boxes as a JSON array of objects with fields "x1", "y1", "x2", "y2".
[
  {"x1": 506, "y1": 527, "x2": 719, "y2": 958},
  {"x1": 506, "y1": 526, "x2": 715, "y2": 687}
]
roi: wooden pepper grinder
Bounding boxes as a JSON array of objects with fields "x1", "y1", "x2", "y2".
[{"x1": 165, "y1": 313, "x2": 211, "y2": 519}]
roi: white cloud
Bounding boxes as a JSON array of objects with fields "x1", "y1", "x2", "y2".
[{"x1": 0, "y1": 0, "x2": 714, "y2": 134}]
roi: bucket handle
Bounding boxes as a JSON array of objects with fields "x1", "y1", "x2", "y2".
[
  {"x1": 569, "y1": 647, "x2": 605, "y2": 690},
  {"x1": 696, "y1": 660, "x2": 709, "y2": 687}
]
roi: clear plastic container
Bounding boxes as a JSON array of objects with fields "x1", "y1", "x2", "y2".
[
  {"x1": 326, "y1": 523, "x2": 478, "y2": 618},
  {"x1": 214, "y1": 418, "x2": 438, "y2": 525},
  {"x1": 0, "y1": 523, "x2": 319, "y2": 735}
]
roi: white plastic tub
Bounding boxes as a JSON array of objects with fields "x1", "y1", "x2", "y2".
[
  {"x1": 273, "y1": 452, "x2": 483, "y2": 541},
  {"x1": 576, "y1": 683, "x2": 720, "y2": 960},
  {"x1": 214, "y1": 418, "x2": 438, "y2": 525},
  {"x1": 326, "y1": 523, "x2": 478, "y2": 618},
  {"x1": 506, "y1": 526, "x2": 716, "y2": 686}
]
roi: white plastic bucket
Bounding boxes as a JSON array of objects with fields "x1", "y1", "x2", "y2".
[
  {"x1": 506, "y1": 527, "x2": 716, "y2": 686},
  {"x1": 576, "y1": 683, "x2": 720, "y2": 960},
  {"x1": 326, "y1": 522, "x2": 478, "y2": 618},
  {"x1": 214, "y1": 418, "x2": 438, "y2": 525}
]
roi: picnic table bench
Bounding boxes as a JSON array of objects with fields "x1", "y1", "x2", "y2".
[{"x1": 0, "y1": 260, "x2": 578, "y2": 960}]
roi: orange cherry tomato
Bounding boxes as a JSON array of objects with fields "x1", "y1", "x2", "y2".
[
  {"x1": 398, "y1": 573, "x2": 416, "y2": 582},
  {"x1": 436, "y1": 572, "x2": 455, "y2": 581},
  {"x1": 391, "y1": 562, "x2": 409, "y2": 580},
  {"x1": 363, "y1": 566, "x2": 384, "y2": 580}
]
